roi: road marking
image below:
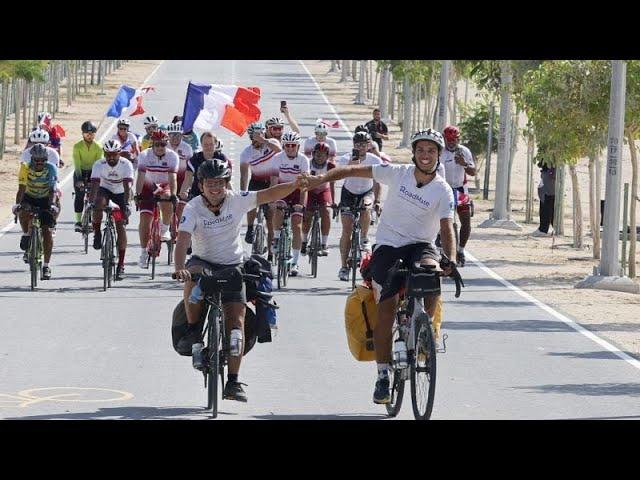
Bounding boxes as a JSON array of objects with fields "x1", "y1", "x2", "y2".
[
  {"x1": 0, "y1": 60, "x2": 166, "y2": 239},
  {"x1": 466, "y1": 251, "x2": 640, "y2": 371},
  {"x1": 0, "y1": 387, "x2": 134, "y2": 408}
]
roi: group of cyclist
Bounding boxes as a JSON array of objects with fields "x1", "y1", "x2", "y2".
[{"x1": 11, "y1": 101, "x2": 474, "y2": 407}]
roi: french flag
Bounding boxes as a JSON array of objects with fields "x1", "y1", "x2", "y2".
[
  {"x1": 106, "y1": 84, "x2": 155, "y2": 118},
  {"x1": 182, "y1": 82, "x2": 261, "y2": 136}
]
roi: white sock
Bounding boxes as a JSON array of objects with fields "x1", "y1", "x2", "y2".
[
  {"x1": 292, "y1": 249, "x2": 300, "y2": 264},
  {"x1": 377, "y1": 363, "x2": 390, "y2": 379},
  {"x1": 322, "y1": 235, "x2": 328, "y2": 245},
  {"x1": 140, "y1": 247, "x2": 146, "y2": 257},
  {"x1": 161, "y1": 223, "x2": 169, "y2": 233},
  {"x1": 274, "y1": 230, "x2": 281, "y2": 240}
]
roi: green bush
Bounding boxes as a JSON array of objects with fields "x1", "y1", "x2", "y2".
[{"x1": 457, "y1": 101, "x2": 499, "y2": 158}]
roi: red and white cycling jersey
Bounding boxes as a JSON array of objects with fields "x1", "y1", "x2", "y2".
[
  {"x1": 167, "y1": 140, "x2": 194, "y2": 180},
  {"x1": 112, "y1": 132, "x2": 140, "y2": 161},
  {"x1": 271, "y1": 151, "x2": 310, "y2": 184},
  {"x1": 303, "y1": 136, "x2": 338, "y2": 157},
  {"x1": 137, "y1": 148, "x2": 179, "y2": 188},
  {"x1": 240, "y1": 143, "x2": 279, "y2": 181},
  {"x1": 309, "y1": 160, "x2": 335, "y2": 194}
]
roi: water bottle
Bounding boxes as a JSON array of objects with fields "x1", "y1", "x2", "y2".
[
  {"x1": 393, "y1": 339, "x2": 408, "y2": 369},
  {"x1": 229, "y1": 328, "x2": 243, "y2": 357},
  {"x1": 192, "y1": 342, "x2": 204, "y2": 369},
  {"x1": 189, "y1": 283, "x2": 204, "y2": 304}
]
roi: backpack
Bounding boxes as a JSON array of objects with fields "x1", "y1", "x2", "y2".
[
  {"x1": 344, "y1": 285, "x2": 378, "y2": 361},
  {"x1": 244, "y1": 254, "x2": 278, "y2": 343}
]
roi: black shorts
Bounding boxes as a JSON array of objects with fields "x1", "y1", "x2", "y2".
[
  {"x1": 96, "y1": 187, "x2": 127, "y2": 211},
  {"x1": 340, "y1": 187, "x2": 373, "y2": 215},
  {"x1": 21, "y1": 194, "x2": 55, "y2": 228},
  {"x1": 369, "y1": 242, "x2": 440, "y2": 302},
  {"x1": 185, "y1": 256, "x2": 246, "y2": 304},
  {"x1": 248, "y1": 178, "x2": 270, "y2": 192},
  {"x1": 74, "y1": 169, "x2": 92, "y2": 184}
]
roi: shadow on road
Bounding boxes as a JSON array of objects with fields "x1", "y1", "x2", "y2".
[
  {"x1": 515, "y1": 382, "x2": 640, "y2": 397},
  {"x1": 4, "y1": 406, "x2": 232, "y2": 420}
]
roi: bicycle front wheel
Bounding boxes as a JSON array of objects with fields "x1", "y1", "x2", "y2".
[
  {"x1": 102, "y1": 228, "x2": 113, "y2": 291},
  {"x1": 351, "y1": 231, "x2": 360, "y2": 290},
  {"x1": 311, "y1": 220, "x2": 320, "y2": 278},
  {"x1": 410, "y1": 314, "x2": 437, "y2": 420},
  {"x1": 277, "y1": 234, "x2": 286, "y2": 289},
  {"x1": 29, "y1": 229, "x2": 39, "y2": 291},
  {"x1": 386, "y1": 326, "x2": 406, "y2": 417},
  {"x1": 206, "y1": 307, "x2": 221, "y2": 418}
]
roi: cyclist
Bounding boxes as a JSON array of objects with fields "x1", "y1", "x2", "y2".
[
  {"x1": 13, "y1": 144, "x2": 59, "y2": 280},
  {"x1": 302, "y1": 128, "x2": 456, "y2": 404},
  {"x1": 441, "y1": 125, "x2": 476, "y2": 267},
  {"x1": 88, "y1": 139, "x2": 134, "y2": 280},
  {"x1": 354, "y1": 124, "x2": 393, "y2": 164},
  {"x1": 111, "y1": 118, "x2": 140, "y2": 168},
  {"x1": 179, "y1": 132, "x2": 232, "y2": 202},
  {"x1": 335, "y1": 131, "x2": 382, "y2": 281},
  {"x1": 171, "y1": 115, "x2": 202, "y2": 153},
  {"x1": 303, "y1": 121, "x2": 337, "y2": 160},
  {"x1": 135, "y1": 130, "x2": 179, "y2": 268},
  {"x1": 72, "y1": 121, "x2": 103, "y2": 232},
  {"x1": 240, "y1": 122, "x2": 281, "y2": 252},
  {"x1": 140, "y1": 115, "x2": 160, "y2": 150},
  {"x1": 36, "y1": 111, "x2": 63, "y2": 160},
  {"x1": 269, "y1": 131, "x2": 309, "y2": 277},
  {"x1": 264, "y1": 116, "x2": 286, "y2": 142},
  {"x1": 173, "y1": 159, "x2": 308, "y2": 402},
  {"x1": 166, "y1": 122, "x2": 194, "y2": 220},
  {"x1": 301, "y1": 142, "x2": 335, "y2": 257}
]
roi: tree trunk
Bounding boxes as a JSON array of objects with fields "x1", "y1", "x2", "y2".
[
  {"x1": 451, "y1": 69, "x2": 458, "y2": 125},
  {"x1": 570, "y1": 164, "x2": 583, "y2": 248},
  {"x1": 328, "y1": 60, "x2": 338, "y2": 73},
  {"x1": 506, "y1": 111, "x2": 519, "y2": 211},
  {"x1": 27, "y1": 80, "x2": 33, "y2": 133},
  {"x1": 525, "y1": 134, "x2": 534, "y2": 223},
  {"x1": 464, "y1": 78, "x2": 469, "y2": 109},
  {"x1": 388, "y1": 75, "x2": 395, "y2": 120},
  {"x1": 351, "y1": 60, "x2": 357, "y2": 81},
  {"x1": 0, "y1": 80, "x2": 9, "y2": 160},
  {"x1": 339, "y1": 60, "x2": 348, "y2": 83},
  {"x1": 22, "y1": 79, "x2": 28, "y2": 139},
  {"x1": 553, "y1": 164, "x2": 566, "y2": 236},
  {"x1": 14, "y1": 77, "x2": 21, "y2": 145},
  {"x1": 588, "y1": 154, "x2": 600, "y2": 259},
  {"x1": 379, "y1": 65, "x2": 388, "y2": 119},
  {"x1": 67, "y1": 60, "x2": 73, "y2": 107},
  {"x1": 628, "y1": 133, "x2": 638, "y2": 278},
  {"x1": 400, "y1": 78, "x2": 412, "y2": 148}
]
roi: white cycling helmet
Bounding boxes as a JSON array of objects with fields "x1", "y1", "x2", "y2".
[
  {"x1": 281, "y1": 131, "x2": 301, "y2": 145},
  {"x1": 247, "y1": 122, "x2": 265, "y2": 136},
  {"x1": 410, "y1": 128, "x2": 445, "y2": 153},
  {"x1": 29, "y1": 129, "x2": 50, "y2": 144},
  {"x1": 143, "y1": 115, "x2": 159, "y2": 126},
  {"x1": 265, "y1": 116, "x2": 285, "y2": 127},
  {"x1": 314, "y1": 122, "x2": 328, "y2": 135},
  {"x1": 215, "y1": 139, "x2": 224, "y2": 152},
  {"x1": 103, "y1": 139, "x2": 122, "y2": 153},
  {"x1": 117, "y1": 118, "x2": 131, "y2": 128},
  {"x1": 167, "y1": 122, "x2": 182, "y2": 134},
  {"x1": 37, "y1": 111, "x2": 52, "y2": 124}
]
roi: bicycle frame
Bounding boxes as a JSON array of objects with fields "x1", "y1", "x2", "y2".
[
  {"x1": 276, "y1": 205, "x2": 292, "y2": 289},
  {"x1": 101, "y1": 206, "x2": 117, "y2": 290}
]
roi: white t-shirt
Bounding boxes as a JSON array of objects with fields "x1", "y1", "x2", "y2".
[
  {"x1": 239, "y1": 144, "x2": 279, "y2": 181},
  {"x1": 441, "y1": 145, "x2": 474, "y2": 188},
  {"x1": 336, "y1": 152, "x2": 382, "y2": 194},
  {"x1": 270, "y1": 151, "x2": 310, "y2": 183},
  {"x1": 21, "y1": 145, "x2": 60, "y2": 168},
  {"x1": 112, "y1": 132, "x2": 140, "y2": 160},
  {"x1": 90, "y1": 157, "x2": 135, "y2": 194},
  {"x1": 179, "y1": 191, "x2": 258, "y2": 265},
  {"x1": 372, "y1": 163, "x2": 454, "y2": 248},
  {"x1": 303, "y1": 136, "x2": 338, "y2": 157},
  {"x1": 137, "y1": 148, "x2": 179, "y2": 187},
  {"x1": 167, "y1": 140, "x2": 194, "y2": 177}
]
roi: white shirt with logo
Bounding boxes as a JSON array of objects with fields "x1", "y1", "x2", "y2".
[
  {"x1": 270, "y1": 151, "x2": 310, "y2": 184},
  {"x1": 137, "y1": 148, "x2": 179, "y2": 187},
  {"x1": 239, "y1": 144, "x2": 279, "y2": 181},
  {"x1": 21, "y1": 145, "x2": 60, "y2": 168},
  {"x1": 303, "y1": 136, "x2": 338, "y2": 157},
  {"x1": 372, "y1": 163, "x2": 454, "y2": 248},
  {"x1": 337, "y1": 152, "x2": 382, "y2": 194},
  {"x1": 441, "y1": 145, "x2": 474, "y2": 189},
  {"x1": 90, "y1": 157, "x2": 135, "y2": 194},
  {"x1": 179, "y1": 191, "x2": 258, "y2": 265}
]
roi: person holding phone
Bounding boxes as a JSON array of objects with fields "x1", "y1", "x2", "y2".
[
  {"x1": 334, "y1": 131, "x2": 382, "y2": 281},
  {"x1": 278, "y1": 100, "x2": 301, "y2": 134}
]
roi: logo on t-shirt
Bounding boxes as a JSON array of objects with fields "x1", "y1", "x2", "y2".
[
  {"x1": 181, "y1": 215, "x2": 186, "y2": 224},
  {"x1": 380, "y1": 163, "x2": 389, "y2": 167},
  {"x1": 449, "y1": 202, "x2": 454, "y2": 211},
  {"x1": 241, "y1": 191, "x2": 250, "y2": 197}
]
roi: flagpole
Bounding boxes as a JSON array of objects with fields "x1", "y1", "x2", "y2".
[{"x1": 95, "y1": 114, "x2": 109, "y2": 134}]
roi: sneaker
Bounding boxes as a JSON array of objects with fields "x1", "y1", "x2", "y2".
[
  {"x1": 20, "y1": 235, "x2": 30, "y2": 251},
  {"x1": 93, "y1": 230, "x2": 102, "y2": 250},
  {"x1": 373, "y1": 376, "x2": 391, "y2": 404},
  {"x1": 338, "y1": 267, "x2": 350, "y2": 281},
  {"x1": 267, "y1": 252, "x2": 273, "y2": 263},
  {"x1": 244, "y1": 226, "x2": 255, "y2": 244},
  {"x1": 223, "y1": 381, "x2": 248, "y2": 402},
  {"x1": 23, "y1": 252, "x2": 29, "y2": 264},
  {"x1": 530, "y1": 229, "x2": 549, "y2": 237},
  {"x1": 115, "y1": 265, "x2": 125, "y2": 281},
  {"x1": 290, "y1": 263, "x2": 299, "y2": 276},
  {"x1": 51, "y1": 226, "x2": 56, "y2": 238},
  {"x1": 361, "y1": 240, "x2": 372, "y2": 252},
  {"x1": 41, "y1": 266, "x2": 51, "y2": 280},
  {"x1": 138, "y1": 251, "x2": 149, "y2": 269},
  {"x1": 186, "y1": 245, "x2": 192, "y2": 255},
  {"x1": 176, "y1": 323, "x2": 203, "y2": 355},
  {"x1": 161, "y1": 228, "x2": 171, "y2": 242},
  {"x1": 74, "y1": 222, "x2": 83, "y2": 233},
  {"x1": 457, "y1": 249, "x2": 466, "y2": 268},
  {"x1": 300, "y1": 242, "x2": 307, "y2": 255},
  {"x1": 320, "y1": 244, "x2": 329, "y2": 256}
]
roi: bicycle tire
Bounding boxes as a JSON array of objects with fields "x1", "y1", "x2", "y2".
[
  {"x1": 282, "y1": 230, "x2": 290, "y2": 287},
  {"x1": 410, "y1": 314, "x2": 437, "y2": 420},
  {"x1": 82, "y1": 207, "x2": 91, "y2": 254},
  {"x1": 102, "y1": 226, "x2": 112, "y2": 291},
  {"x1": 277, "y1": 233, "x2": 286, "y2": 289},
  {"x1": 252, "y1": 223, "x2": 264, "y2": 256},
  {"x1": 311, "y1": 217, "x2": 320, "y2": 278},
  {"x1": 351, "y1": 228, "x2": 360, "y2": 290},
  {"x1": 151, "y1": 254, "x2": 156, "y2": 280},
  {"x1": 386, "y1": 325, "x2": 406, "y2": 417},
  {"x1": 206, "y1": 306, "x2": 221, "y2": 418},
  {"x1": 30, "y1": 227, "x2": 39, "y2": 291},
  {"x1": 167, "y1": 238, "x2": 173, "y2": 266}
]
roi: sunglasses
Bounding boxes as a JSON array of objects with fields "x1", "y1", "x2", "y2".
[
  {"x1": 118, "y1": 127, "x2": 128, "y2": 131},
  {"x1": 153, "y1": 142, "x2": 167, "y2": 147},
  {"x1": 270, "y1": 126, "x2": 283, "y2": 131},
  {"x1": 283, "y1": 143, "x2": 298, "y2": 148}
]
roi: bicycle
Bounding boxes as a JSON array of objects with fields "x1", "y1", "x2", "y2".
[
  {"x1": 342, "y1": 204, "x2": 368, "y2": 291},
  {"x1": 146, "y1": 196, "x2": 177, "y2": 280},
  {"x1": 274, "y1": 204, "x2": 293, "y2": 289},
  {"x1": 74, "y1": 184, "x2": 93, "y2": 255},
  {"x1": 383, "y1": 256, "x2": 463, "y2": 420},
  {"x1": 173, "y1": 268, "x2": 260, "y2": 419},
  {"x1": 100, "y1": 205, "x2": 118, "y2": 291},
  {"x1": 306, "y1": 203, "x2": 323, "y2": 278},
  {"x1": 251, "y1": 204, "x2": 269, "y2": 257},
  {"x1": 16, "y1": 205, "x2": 45, "y2": 291}
]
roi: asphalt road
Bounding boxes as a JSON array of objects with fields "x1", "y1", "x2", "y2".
[{"x1": 1, "y1": 60, "x2": 639, "y2": 420}]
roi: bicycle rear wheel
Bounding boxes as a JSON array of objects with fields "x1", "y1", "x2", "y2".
[
  {"x1": 310, "y1": 219, "x2": 320, "y2": 278},
  {"x1": 410, "y1": 314, "x2": 437, "y2": 420},
  {"x1": 82, "y1": 208, "x2": 91, "y2": 254},
  {"x1": 282, "y1": 232, "x2": 290, "y2": 287},
  {"x1": 206, "y1": 307, "x2": 221, "y2": 418},
  {"x1": 351, "y1": 230, "x2": 360, "y2": 290},
  {"x1": 102, "y1": 227, "x2": 113, "y2": 291},
  {"x1": 277, "y1": 234, "x2": 286, "y2": 289},
  {"x1": 29, "y1": 229, "x2": 39, "y2": 291}
]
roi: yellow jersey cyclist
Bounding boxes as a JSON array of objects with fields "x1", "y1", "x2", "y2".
[
  {"x1": 140, "y1": 115, "x2": 160, "y2": 151},
  {"x1": 302, "y1": 129, "x2": 457, "y2": 405},
  {"x1": 72, "y1": 121, "x2": 103, "y2": 232},
  {"x1": 13, "y1": 144, "x2": 59, "y2": 280}
]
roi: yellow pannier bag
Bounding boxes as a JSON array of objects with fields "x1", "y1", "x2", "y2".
[{"x1": 344, "y1": 285, "x2": 378, "y2": 361}]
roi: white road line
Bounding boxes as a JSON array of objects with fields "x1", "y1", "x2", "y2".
[
  {"x1": 0, "y1": 61, "x2": 166, "y2": 239},
  {"x1": 301, "y1": 60, "x2": 640, "y2": 373}
]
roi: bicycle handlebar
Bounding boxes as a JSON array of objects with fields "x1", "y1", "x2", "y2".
[
  {"x1": 388, "y1": 256, "x2": 465, "y2": 298},
  {"x1": 171, "y1": 271, "x2": 261, "y2": 282}
]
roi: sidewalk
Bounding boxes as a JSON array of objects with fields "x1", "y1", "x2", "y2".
[{"x1": 303, "y1": 60, "x2": 640, "y2": 358}]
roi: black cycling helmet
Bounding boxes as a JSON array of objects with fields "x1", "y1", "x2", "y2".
[
  {"x1": 354, "y1": 124, "x2": 368, "y2": 134},
  {"x1": 81, "y1": 120, "x2": 97, "y2": 133},
  {"x1": 353, "y1": 131, "x2": 371, "y2": 144},
  {"x1": 30, "y1": 143, "x2": 48, "y2": 159},
  {"x1": 197, "y1": 159, "x2": 231, "y2": 182}
]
